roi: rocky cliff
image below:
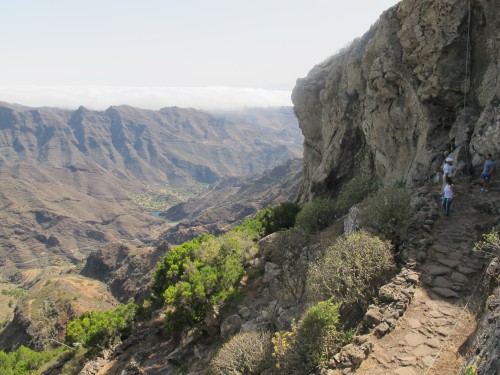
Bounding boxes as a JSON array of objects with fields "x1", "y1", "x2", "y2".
[{"x1": 293, "y1": 0, "x2": 500, "y2": 202}]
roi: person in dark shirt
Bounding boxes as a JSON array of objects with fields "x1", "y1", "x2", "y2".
[{"x1": 480, "y1": 153, "x2": 495, "y2": 192}]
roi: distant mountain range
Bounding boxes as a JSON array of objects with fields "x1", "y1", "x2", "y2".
[
  {"x1": 0, "y1": 102, "x2": 302, "y2": 186},
  {"x1": 0, "y1": 102, "x2": 302, "y2": 273}
]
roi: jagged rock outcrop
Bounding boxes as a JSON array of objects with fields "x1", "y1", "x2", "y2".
[{"x1": 293, "y1": 0, "x2": 500, "y2": 202}]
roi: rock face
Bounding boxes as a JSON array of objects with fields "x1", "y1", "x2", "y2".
[{"x1": 292, "y1": 0, "x2": 500, "y2": 202}]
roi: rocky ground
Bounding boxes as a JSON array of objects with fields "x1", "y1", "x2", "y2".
[
  {"x1": 329, "y1": 178, "x2": 499, "y2": 375},
  {"x1": 44, "y1": 178, "x2": 499, "y2": 375}
]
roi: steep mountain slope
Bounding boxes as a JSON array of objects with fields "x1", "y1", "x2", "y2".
[
  {"x1": 0, "y1": 104, "x2": 302, "y2": 272},
  {"x1": 0, "y1": 103, "x2": 302, "y2": 186},
  {"x1": 292, "y1": 0, "x2": 500, "y2": 202},
  {"x1": 0, "y1": 158, "x2": 304, "y2": 352},
  {"x1": 66, "y1": 179, "x2": 499, "y2": 375},
  {"x1": 161, "y1": 158, "x2": 303, "y2": 244}
]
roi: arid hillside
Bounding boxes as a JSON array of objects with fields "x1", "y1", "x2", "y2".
[{"x1": 0, "y1": 103, "x2": 302, "y2": 274}]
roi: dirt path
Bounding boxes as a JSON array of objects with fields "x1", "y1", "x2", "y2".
[{"x1": 354, "y1": 182, "x2": 493, "y2": 375}]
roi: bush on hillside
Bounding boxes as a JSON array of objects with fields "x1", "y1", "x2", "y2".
[
  {"x1": 64, "y1": 302, "x2": 137, "y2": 350},
  {"x1": 261, "y1": 228, "x2": 312, "y2": 303},
  {"x1": 272, "y1": 299, "x2": 352, "y2": 373},
  {"x1": 271, "y1": 202, "x2": 302, "y2": 232},
  {"x1": 358, "y1": 184, "x2": 411, "y2": 243},
  {"x1": 474, "y1": 230, "x2": 500, "y2": 257},
  {"x1": 0, "y1": 346, "x2": 66, "y2": 375},
  {"x1": 239, "y1": 202, "x2": 301, "y2": 238},
  {"x1": 295, "y1": 198, "x2": 336, "y2": 234},
  {"x1": 334, "y1": 175, "x2": 380, "y2": 215},
  {"x1": 307, "y1": 230, "x2": 394, "y2": 314},
  {"x1": 150, "y1": 235, "x2": 212, "y2": 308},
  {"x1": 151, "y1": 230, "x2": 258, "y2": 331},
  {"x1": 210, "y1": 331, "x2": 274, "y2": 375}
]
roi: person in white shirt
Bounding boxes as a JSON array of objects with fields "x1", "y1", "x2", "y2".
[
  {"x1": 442, "y1": 176, "x2": 455, "y2": 216},
  {"x1": 443, "y1": 156, "x2": 454, "y2": 179},
  {"x1": 442, "y1": 156, "x2": 454, "y2": 192}
]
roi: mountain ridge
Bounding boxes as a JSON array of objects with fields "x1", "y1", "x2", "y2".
[{"x1": 0, "y1": 103, "x2": 302, "y2": 274}]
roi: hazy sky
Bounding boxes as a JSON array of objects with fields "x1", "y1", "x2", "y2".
[{"x1": 0, "y1": 0, "x2": 399, "y2": 109}]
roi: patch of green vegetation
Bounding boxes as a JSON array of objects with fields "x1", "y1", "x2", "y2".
[
  {"x1": 239, "y1": 202, "x2": 301, "y2": 238},
  {"x1": 272, "y1": 299, "x2": 353, "y2": 372},
  {"x1": 359, "y1": 184, "x2": 411, "y2": 244},
  {"x1": 65, "y1": 302, "x2": 137, "y2": 351},
  {"x1": 1, "y1": 288, "x2": 25, "y2": 299},
  {"x1": 474, "y1": 230, "x2": 500, "y2": 257},
  {"x1": 465, "y1": 362, "x2": 478, "y2": 375},
  {"x1": 151, "y1": 231, "x2": 258, "y2": 331},
  {"x1": 132, "y1": 190, "x2": 182, "y2": 211},
  {"x1": 0, "y1": 345, "x2": 67, "y2": 375},
  {"x1": 133, "y1": 184, "x2": 210, "y2": 212},
  {"x1": 295, "y1": 198, "x2": 336, "y2": 234},
  {"x1": 307, "y1": 230, "x2": 395, "y2": 311},
  {"x1": 150, "y1": 201, "x2": 299, "y2": 331},
  {"x1": 210, "y1": 331, "x2": 274, "y2": 375},
  {"x1": 334, "y1": 175, "x2": 380, "y2": 215}
]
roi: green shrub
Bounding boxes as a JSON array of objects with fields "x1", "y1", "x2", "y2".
[
  {"x1": 474, "y1": 230, "x2": 500, "y2": 256},
  {"x1": 465, "y1": 363, "x2": 478, "y2": 375},
  {"x1": 271, "y1": 202, "x2": 301, "y2": 232},
  {"x1": 295, "y1": 198, "x2": 336, "y2": 234},
  {"x1": 0, "y1": 346, "x2": 66, "y2": 375},
  {"x1": 307, "y1": 230, "x2": 394, "y2": 312},
  {"x1": 272, "y1": 300, "x2": 352, "y2": 373},
  {"x1": 334, "y1": 175, "x2": 380, "y2": 215},
  {"x1": 64, "y1": 302, "x2": 137, "y2": 350},
  {"x1": 150, "y1": 234, "x2": 213, "y2": 307},
  {"x1": 237, "y1": 202, "x2": 301, "y2": 238},
  {"x1": 151, "y1": 231, "x2": 258, "y2": 331},
  {"x1": 237, "y1": 213, "x2": 268, "y2": 239},
  {"x1": 358, "y1": 184, "x2": 411, "y2": 243},
  {"x1": 210, "y1": 331, "x2": 274, "y2": 375}
]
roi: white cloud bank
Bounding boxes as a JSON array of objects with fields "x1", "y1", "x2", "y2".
[{"x1": 0, "y1": 85, "x2": 293, "y2": 111}]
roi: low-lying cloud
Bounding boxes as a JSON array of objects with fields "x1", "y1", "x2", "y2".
[{"x1": 0, "y1": 85, "x2": 293, "y2": 110}]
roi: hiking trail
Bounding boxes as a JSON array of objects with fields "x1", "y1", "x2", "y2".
[{"x1": 351, "y1": 180, "x2": 497, "y2": 375}]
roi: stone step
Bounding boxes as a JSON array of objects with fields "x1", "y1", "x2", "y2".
[
  {"x1": 432, "y1": 287, "x2": 460, "y2": 298},
  {"x1": 437, "y1": 259, "x2": 460, "y2": 268},
  {"x1": 425, "y1": 265, "x2": 451, "y2": 276}
]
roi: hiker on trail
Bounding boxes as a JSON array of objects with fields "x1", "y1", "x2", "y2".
[
  {"x1": 442, "y1": 156, "x2": 454, "y2": 190},
  {"x1": 442, "y1": 176, "x2": 455, "y2": 216},
  {"x1": 480, "y1": 153, "x2": 495, "y2": 192}
]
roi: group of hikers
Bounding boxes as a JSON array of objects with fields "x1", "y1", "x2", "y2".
[{"x1": 441, "y1": 153, "x2": 496, "y2": 216}]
